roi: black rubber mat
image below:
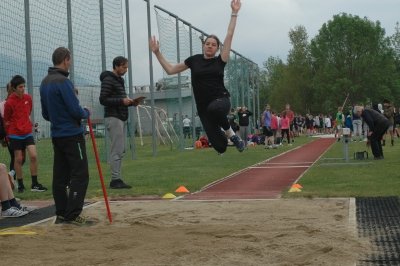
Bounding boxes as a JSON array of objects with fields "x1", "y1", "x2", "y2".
[
  {"x1": 357, "y1": 197, "x2": 400, "y2": 265},
  {"x1": 0, "y1": 205, "x2": 56, "y2": 229}
]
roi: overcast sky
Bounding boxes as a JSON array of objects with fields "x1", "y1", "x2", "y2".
[{"x1": 128, "y1": 0, "x2": 399, "y2": 86}]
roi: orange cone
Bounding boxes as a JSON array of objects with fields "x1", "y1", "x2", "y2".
[
  {"x1": 175, "y1": 186, "x2": 189, "y2": 193},
  {"x1": 292, "y1": 183, "x2": 303, "y2": 189}
]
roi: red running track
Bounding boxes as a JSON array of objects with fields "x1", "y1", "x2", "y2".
[{"x1": 183, "y1": 138, "x2": 336, "y2": 200}]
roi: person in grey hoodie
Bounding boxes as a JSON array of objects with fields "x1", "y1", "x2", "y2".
[{"x1": 99, "y1": 56, "x2": 140, "y2": 189}]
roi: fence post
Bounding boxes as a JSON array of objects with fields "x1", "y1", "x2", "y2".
[
  {"x1": 175, "y1": 17, "x2": 184, "y2": 150},
  {"x1": 126, "y1": 0, "x2": 137, "y2": 159},
  {"x1": 145, "y1": 0, "x2": 158, "y2": 156},
  {"x1": 66, "y1": 0, "x2": 74, "y2": 82},
  {"x1": 24, "y1": 0, "x2": 35, "y2": 124}
]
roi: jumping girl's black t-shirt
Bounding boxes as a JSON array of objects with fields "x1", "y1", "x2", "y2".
[{"x1": 184, "y1": 54, "x2": 230, "y2": 109}]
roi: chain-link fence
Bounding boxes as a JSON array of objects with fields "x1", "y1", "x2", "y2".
[
  {"x1": 0, "y1": 0, "x2": 126, "y2": 166},
  {"x1": 0, "y1": 1, "x2": 259, "y2": 166}
]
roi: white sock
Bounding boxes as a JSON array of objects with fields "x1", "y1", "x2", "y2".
[{"x1": 225, "y1": 127, "x2": 235, "y2": 138}]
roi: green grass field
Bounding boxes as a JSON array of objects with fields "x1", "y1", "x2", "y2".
[
  {"x1": 284, "y1": 137, "x2": 400, "y2": 198},
  {"x1": 4, "y1": 135, "x2": 400, "y2": 201},
  {"x1": 4, "y1": 136, "x2": 311, "y2": 201}
]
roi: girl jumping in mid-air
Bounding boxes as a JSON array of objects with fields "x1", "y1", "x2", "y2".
[{"x1": 150, "y1": 0, "x2": 244, "y2": 154}]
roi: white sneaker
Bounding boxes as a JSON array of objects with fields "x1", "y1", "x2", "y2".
[
  {"x1": 18, "y1": 205, "x2": 36, "y2": 213},
  {"x1": 1, "y1": 207, "x2": 28, "y2": 217}
]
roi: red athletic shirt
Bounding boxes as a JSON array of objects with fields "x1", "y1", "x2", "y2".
[{"x1": 4, "y1": 93, "x2": 33, "y2": 136}]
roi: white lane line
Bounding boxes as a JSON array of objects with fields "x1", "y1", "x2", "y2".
[
  {"x1": 250, "y1": 166, "x2": 310, "y2": 169},
  {"x1": 348, "y1": 198, "x2": 357, "y2": 237},
  {"x1": 261, "y1": 162, "x2": 314, "y2": 164}
]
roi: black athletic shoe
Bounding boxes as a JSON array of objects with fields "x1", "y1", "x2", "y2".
[
  {"x1": 66, "y1": 215, "x2": 96, "y2": 226},
  {"x1": 54, "y1": 215, "x2": 65, "y2": 224},
  {"x1": 230, "y1": 135, "x2": 245, "y2": 152},
  {"x1": 18, "y1": 184, "x2": 25, "y2": 193},
  {"x1": 31, "y1": 183, "x2": 48, "y2": 192},
  {"x1": 110, "y1": 179, "x2": 132, "y2": 189}
]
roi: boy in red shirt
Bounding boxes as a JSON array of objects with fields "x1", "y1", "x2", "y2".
[{"x1": 4, "y1": 75, "x2": 47, "y2": 193}]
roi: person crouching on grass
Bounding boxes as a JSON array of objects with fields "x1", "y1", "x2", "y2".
[
  {"x1": 354, "y1": 105, "x2": 390, "y2": 160},
  {"x1": 150, "y1": 0, "x2": 245, "y2": 155}
]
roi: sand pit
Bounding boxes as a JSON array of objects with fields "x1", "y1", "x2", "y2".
[{"x1": 0, "y1": 198, "x2": 370, "y2": 266}]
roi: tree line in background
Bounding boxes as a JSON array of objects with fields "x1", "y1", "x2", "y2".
[{"x1": 259, "y1": 13, "x2": 400, "y2": 115}]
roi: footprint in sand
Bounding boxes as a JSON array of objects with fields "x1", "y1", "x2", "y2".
[{"x1": 334, "y1": 214, "x2": 344, "y2": 221}]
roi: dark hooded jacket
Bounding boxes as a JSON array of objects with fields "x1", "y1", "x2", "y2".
[{"x1": 99, "y1": 71, "x2": 128, "y2": 121}]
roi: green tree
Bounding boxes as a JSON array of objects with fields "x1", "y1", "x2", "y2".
[
  {"x1": 286, "y1": 25, "x2": 313, "y2": 114},
  {"x1": 260, "y1": 56, "x2": 288, "y2": 112},
  {"x1": 391, "y1": 22, "x2": 400, "y2": 63},
  {"x1": 310, "y1": 13, "x2": 399, "y2": 113}
]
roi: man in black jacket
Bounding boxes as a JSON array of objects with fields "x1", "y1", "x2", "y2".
[
  {"x1": 354, "y1": 105, "x2": 390, "y2": 160},
  {"x1": 99, "y1": 56, "x2": 139, "y2": 189},
  {"x1": 237, "y1": 106, "x2": 253, "y2": 146}
]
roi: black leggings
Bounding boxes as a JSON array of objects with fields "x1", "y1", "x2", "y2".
[
  {"x1": 281, "y1": 129, "x2": 290, "y2": 143},
  {"x1": 198, "y1": 97, "x2": 231, "y2": 154}
]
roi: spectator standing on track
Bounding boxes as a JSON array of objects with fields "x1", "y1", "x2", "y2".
[
  {"x1": 40, "y1": 47, "x2": 93, "y2": 226},
  {"x1": 314, "y1": 114, "x2": 320, "y2": 134},
  {"x1": 282, "y1": 104, "x2": 295, "y2": 142},
  {"x1": 305, "y1": 114, "x2": 314, "y2": 136},
  {"x1": 324, "y1": 115, "x2": 332, "y2": 134},
  {"x1": 281, "y1": 111, "x2": 291, "y2": 145},
  {"x1": 270, "y1": 111, "x2": 279, "y2": 145},
  {"x1": 261, "y1": 105, "x2": 273, "y2": 148},
  {"x1": 150, "y1": 0, "x2": 245, "y2": 154},
  {"x1": 4, "y1": 75, "x2": 47, "y2": 193}
]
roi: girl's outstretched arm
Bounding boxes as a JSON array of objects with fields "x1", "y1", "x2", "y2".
[
  {"x1": 150, "y1": 36, "x2": 188, "y2": 75},
  {"x1": 221, "y1": 0, "x2": 241, "y2": 62}
]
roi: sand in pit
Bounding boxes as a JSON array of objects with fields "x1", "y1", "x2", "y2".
[{"x1": 0, "y1": 198, "x2": 370, "y2": 266}]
